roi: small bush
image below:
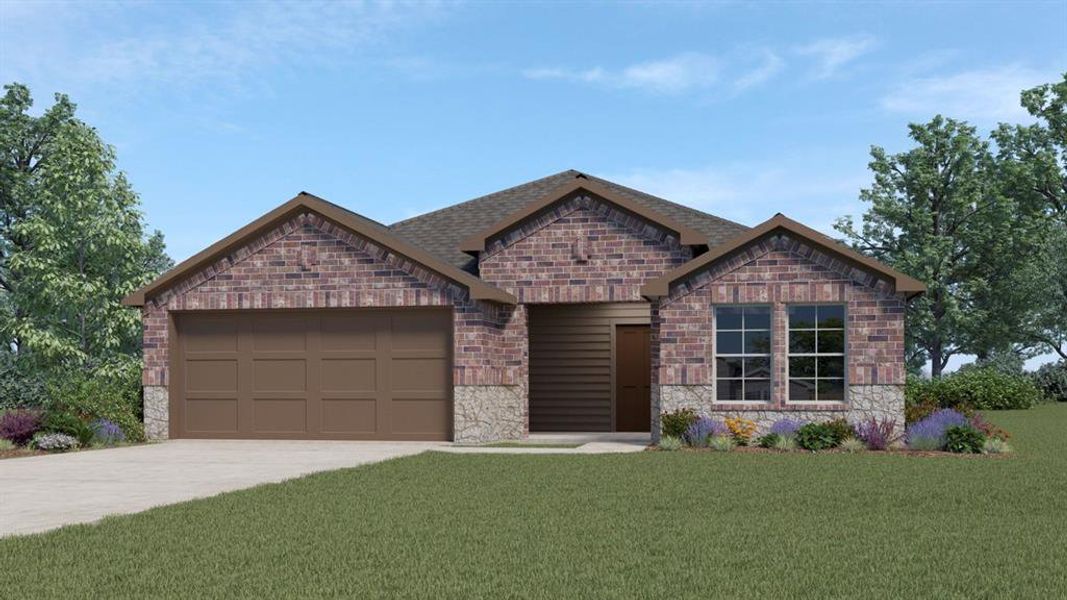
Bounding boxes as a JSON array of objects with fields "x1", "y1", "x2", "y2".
[
  {"x1": 46, "y1": 367, "x2": 145, "y2": 442},
  {"x1": 944, "y1": 425, "x2": 985, "y2": 454},
  {"x1": 839, "y1": 437, "x2": 866, "y2": 453},
  {"x1": 853, "y1": 417, "x2": 898, "y2": 450},
  {"x1": 91, "y1": 419, "x2": 126, "y2": 445},
  {"x1": 41, "y1": 412, "x2": 94, "y2": 446},
  {"x1": 1030, "y1": 361, "x2": 1067, "y2": 402},
  {"x1": 769, "y1": 419, "x2": 804, "y2": 439},
  {"x1": 708, "y1": 435, "x2": 736, "y2": 452},
  {"x1": 773, "y1": 435, "x2": 798, "y2": 451},
  {"x1": 724, "y1": 417, "x2": 757, "y2": 446},
  {"x1": 796, "y1": 422, "x2": 838, "y2": 451},
  {"x1": 906, "y1": 408, "x2": 969, "y2": 451},
  {"x1": 982, "y1": 438, "x2": 1013, "y2": 455},
  {"x1": 658, "y1": 435, "x2": 683, "y2": 451},
  {"x1": 683, "y1": 417, "x2": 726, "y2": 447},
  {"x1": 757, "y1": 433, "x2": 781, "y2": 448},
  {"x1": 824, "y1": 418, "x2": 855, "y2": 445},
  {"x1": 0, "y1": 438, "x2": 15, "y2": 451},
  {"x1": 661, "y1": 408, "x2": 698, "y2": 440},
  {"x1": 32, "y1": 432, "x2": 79, "y2": 451},
  {"x1": 969, "y1": 413, "x2": 1010, "y2": 441},
  {"x1": 0, "y1": 409, "x2": 42, "y2": 446}
]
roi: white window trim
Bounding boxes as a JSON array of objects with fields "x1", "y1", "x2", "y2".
[
  {"x1": 785, "y1": 303, "x2": 848, "y2": 403},
  {"x1": 713, "y1": 304, "x2": 773, "y2": 404}
]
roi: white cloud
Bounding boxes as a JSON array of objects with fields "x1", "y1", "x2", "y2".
[
  {"x1": 0, "y1": 1, "x2": 449, "y2": 93},
  {"x1": 795, "y1": 35, "x2": 877, "y2": 79},
  {"x1": 523, "y1": 53, "x2": 720, "y2": 94},
  {"x1": 881, "y1": 65, "x2": 1057, "y2": 122},
  {"x1": 733, "y1": 50, "x2": 784, "y2": 91},
  {"x1": 604, "y1": 160, "x2": 870, "y2": 235}
]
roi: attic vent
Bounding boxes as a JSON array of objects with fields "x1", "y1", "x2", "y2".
[
  {"x1": 573, "y1": 236, "x2": 590, "y2": 262},
  {"x1": 300, "y1": 243, "x2": 318, "y2": 271}
]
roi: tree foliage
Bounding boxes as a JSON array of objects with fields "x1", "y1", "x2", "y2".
[
  {"x1": 0, "y1": 83, "x2": 171, "y2": 376},
  {"x1": 836, "y1": 74, "x2": 1067, "y2": 375}
]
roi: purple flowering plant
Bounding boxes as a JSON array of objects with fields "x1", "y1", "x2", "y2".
[
  {"x1": 91, "y1": 419, "x2": 126, "y2": 445},
  {"x1": 907, "y1": 409, "x2": 969, "y2": 451},
  {"x1": 854, "y1": 417, "x2": 898, "y2": 450},
  {"x1": 769, "y1": 419, "x2": 804, "y2": 439},
  {"x1": 0, "y1": 410, "x2": 42, "y2": 446},
  {"x1": 684, "y1": 417, "x2": 728, "y2": 447}
]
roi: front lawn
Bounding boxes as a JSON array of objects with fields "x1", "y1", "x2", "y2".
[{"x1": 3, "y1": 405, "x2": 1065, "y2": 598}]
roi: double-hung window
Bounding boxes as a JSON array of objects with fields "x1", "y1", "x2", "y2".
[
  {"x1": 715, "y1": 306, "x2": 771, "y2": 402},
  {"x1": 787, "y1": 305, "x2": 845, "y2": 401}
]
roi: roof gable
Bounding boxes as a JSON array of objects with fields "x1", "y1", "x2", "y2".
[
  {"x1": 640, "y1": 213, "x2": 926, "y2": 299},
  {"x1": 123, "y1": 193, "x2": 516, "y2": 306},
  {"x1": 457, "y1": 178, "x2": 708, "y2": 254},
  {"x1": 388, "y1": 170, "x2": 749, "y2": 271}
]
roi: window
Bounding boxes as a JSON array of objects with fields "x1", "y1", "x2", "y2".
[
  {"x1": 715, "y1": 306, "x2": 771, "y2": 402},
  {"x1": 788, "y1": 305, "x2": 845, "y2": 401}
]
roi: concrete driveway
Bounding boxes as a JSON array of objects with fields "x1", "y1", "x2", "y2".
[{"x1": 0, "y1": 440, "x2": 443, "y2": 537}]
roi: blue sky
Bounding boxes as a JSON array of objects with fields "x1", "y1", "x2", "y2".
[{"x1": 2, "y1": 1, "x2": 1065, "y2": 368}]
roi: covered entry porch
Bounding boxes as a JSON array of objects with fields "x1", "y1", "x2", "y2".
[{"x1": 527, "y1": 303, "x2": 652, "y2": 433}]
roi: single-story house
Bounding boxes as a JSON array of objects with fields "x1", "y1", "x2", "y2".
[{"x1": 124, "y1": 170, "x2": 923, "y2": 443}]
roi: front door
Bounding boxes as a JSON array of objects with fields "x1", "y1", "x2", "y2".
[{"x1": 615, "y1": 325, "x2": 651, "y2": 432}]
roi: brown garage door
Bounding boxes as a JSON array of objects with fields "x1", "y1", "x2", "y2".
[{"x1": 171, "y1": 309, "x2": 452, "y2": 440}]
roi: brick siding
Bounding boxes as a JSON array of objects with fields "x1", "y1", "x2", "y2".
[{"x1": 653, "y1": 232, "x2": 906, "y2": 411}]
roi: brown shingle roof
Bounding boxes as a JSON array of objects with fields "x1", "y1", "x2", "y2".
[{"x1": 388, "y1": 169, "x2": 749, "y2": 272}]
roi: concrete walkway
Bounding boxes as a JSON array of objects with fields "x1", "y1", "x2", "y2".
[{"x1": 0, "y1": 435, "x2": 650, "y2": 537}]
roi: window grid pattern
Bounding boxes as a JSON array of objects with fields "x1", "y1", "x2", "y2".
[
  {"x1": 714, "y1": 305, "x2": 772, "y2": 402},
  {"x1": 787, "y1": 304, "x2": 846, "y2": 402}
]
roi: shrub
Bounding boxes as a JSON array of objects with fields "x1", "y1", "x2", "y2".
[
  {"x1": 969, "y1": 413, "x2": 1010, "y2": 441},
  {"x1": 708, "y1": 435, "x2": 736, "y2": 452},
  {"x1": 773, "y1": 435, "x2": 798, "y2": 451},
  {"x1": 0, "y1": 354, "x2": 49, "y2": 410},
  {"x1": 906, "y1": 409, "x2": 969, "y2": 451},
  {"x1": 839, "y1": 437, "x2": 866, "y2": 453},
  {"x1": 683, "y1": 417, "x2": 726, "y2": 447},
  {"x1": 661, "y1": 408, "x2": 698, "y2": 440},
  {"x1": 769, "y1": 419, "x2": 804, "y2": 439},
  {"x1": 46, "y1": 367, "x2": 145, "y2": 442},
  {"x1": 796, "y1": 422, "x2": 838, "y2": 451},
  {"x1": 853, "y1": 417, "x2": 898, "y2": 450},
  {"x1": 41, "y1": 411, "x2": 94, "y2": 446},
  {"x1": 0, "y1": 438, "x2": 15, "y2": 451},
  {"x1": 658, "y1": 435, "x2": 683, "y2": 451},
  {"x1": 91, "y1": 419, "x2": 126, "y2": 445},
  {"x1": 32, "y1": 432, "x2": 79, "y2": 451},
  {"x1": 824, "y1": 418, "x2": 855, "y2": 445},
  {"x1": 906, "y1": 369, "x2": 1041, "y2": 413},
  {"x1": 944, "y1": 425, "x2": 985, "y2": 454},
  {"x1": 724, "y1": 417, "x2": 757, "y2": 446},
  {"x1": 0, "y1": 410, "x2": 42, "y2": 446},
  {"x1": 1030, "y1": 361, "x2": 1067, "y2": 402},
  {"x1": 757, "y1": 433, "x2": 780, "y2": 448},
  {"x1": 982, "y1": 438, "x2": 1013, "y2": 455}
]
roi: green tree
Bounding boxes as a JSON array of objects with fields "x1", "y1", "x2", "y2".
[
  {"x1": 990, "y1": 74, "x2": 1067, "y2": 359},
  {"x1": 0, "y1": 83, "x2": 171, "y2": 374},
  {"x1": 835, "y1": 116, "x2": 1001, "y2": 377}
]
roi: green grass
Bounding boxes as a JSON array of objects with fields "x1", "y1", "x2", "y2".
[{"x1": 3, "y1": 405, "x2": 1066, "y2": 598}]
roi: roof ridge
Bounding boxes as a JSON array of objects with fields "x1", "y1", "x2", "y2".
[
  {"x1": 581, "y1": 173, "x2": 750, "y2": 231},
  {"x1": 389, "y1": 169, "x2": 580, "y2": 228}
]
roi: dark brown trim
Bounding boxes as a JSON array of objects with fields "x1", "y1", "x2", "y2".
[
  {"x1": 640, "y1": 213, "x2": 927, "y2": 299},
  {"x1": 123, "y1": 192, "x2": 516, "y2": 307},
  {"x1": 457, "y1": 179, "x2": 708, "y2": 254}
]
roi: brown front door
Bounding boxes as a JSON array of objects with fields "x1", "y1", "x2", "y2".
[
  {"x1": 615, "y1": 325, "x2": 651, "y2": 432},
  {"x1": 172, "y1": 309, "x2": 452, "y2": 440}
]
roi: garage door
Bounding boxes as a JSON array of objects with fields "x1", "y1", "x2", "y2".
[{"x1": 171, "y1": 309, "x2": 452, "y2": 440}]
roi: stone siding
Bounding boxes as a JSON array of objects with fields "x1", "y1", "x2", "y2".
[
  {"x1": 453, "y1": 385, "x2": 527, "y2": 443},
  {"x1": 143, "y1": 385, "x2": 169, "y2": 441}
]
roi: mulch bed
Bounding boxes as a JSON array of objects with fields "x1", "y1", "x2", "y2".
[
  {"x1": 0, "y1": 448, "x2": 44, "y2": 460},
  {"x1": 645, "y1": 445, "x2": 1008, "y2": 458}
]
